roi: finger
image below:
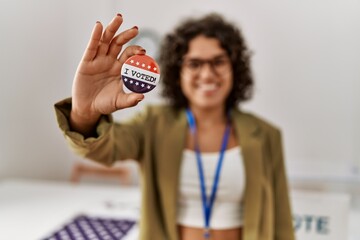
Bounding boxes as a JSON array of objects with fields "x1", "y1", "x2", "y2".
[
  {"x1": 82, "y1": 21, "x2": 103, "y2": 62},
  {"x1": 117, "y1": 45, "x2": 146, "y2": 66},
  {"x1": 98, "y1": 14, "x2": 123, "y2": 56},
  {"x1": 108, "y1": 26, "x2": 140, "y2": 58},
  {"x1": 115, "y1": 92, "x2": 144, "y2": 109}
]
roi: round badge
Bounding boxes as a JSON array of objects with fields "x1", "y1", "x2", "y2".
[{"x1": 121, "y1": 55, "x2": 160, "y2": 93}]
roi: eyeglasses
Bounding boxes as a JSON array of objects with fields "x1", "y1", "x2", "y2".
[{"x1": 180, "y1": 55, "x2": 231, "y2": 78}]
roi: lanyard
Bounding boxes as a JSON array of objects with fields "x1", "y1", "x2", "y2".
[{"x1": 185, "y1": 109, "x2": 231, "y2": 239}]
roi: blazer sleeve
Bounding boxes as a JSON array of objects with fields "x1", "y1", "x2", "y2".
[
  {"x1": 271, "y1": 130, "x2": 295, "y2": 240},
  {"x1": 54, "y1": 98, "x2": 148, "y2": 166}
]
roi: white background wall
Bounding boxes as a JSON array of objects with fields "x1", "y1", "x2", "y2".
[{"x1": 0, "y1": 0, "x2": 359, "y2": 182}]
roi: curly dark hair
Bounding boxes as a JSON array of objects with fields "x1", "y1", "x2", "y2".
[{"x1": 159, "y1": 13, "x2": 254, "y2": 110}]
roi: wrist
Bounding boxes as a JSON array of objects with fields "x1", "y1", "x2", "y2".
[
  {"x1": 70, "y1": 107, "x2": 101, "y2": 137},
  {"x1": 71, "y1": 107, "x2": 100, "y2": 125}
]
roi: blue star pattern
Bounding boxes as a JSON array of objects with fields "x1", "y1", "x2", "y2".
[
  {"x1": 122, "y1": 76, "x2": 156, "y2": 93},
  {"x1": 43, "y1": 215, "x2": 136, "y2": 240}
]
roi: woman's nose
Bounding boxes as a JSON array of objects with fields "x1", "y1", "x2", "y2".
[{"x1": 198, "y1": 62, "x2": 217, "y2": 79}]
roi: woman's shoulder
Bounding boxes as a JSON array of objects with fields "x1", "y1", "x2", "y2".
[
  {"x1": 232, "y1": 108, "x2": 281, "y2": 135},
  {"x1": 144, "y1": 104, "x2": 174, "y2": 113},
  {"x1": 140, "y1": 104, "x2": 184, "y2": 121}
]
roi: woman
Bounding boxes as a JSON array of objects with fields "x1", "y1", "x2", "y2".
[{"x1": 55, "y1": 13, "x2": 295, "y2": 240}]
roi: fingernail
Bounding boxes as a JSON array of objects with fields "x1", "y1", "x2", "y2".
[
  {"x1": 117, "y1": 13, "x2": 122, "y2": 17},
  {"x1": 140, "y1": 48, "x2": 146, "y2": 53},
  {"x1": 132, "y1": 26, "x2": 138, "y2": 30},
  {"x1": 96, "y1": 21, "x2": 100, "y2": 24}
]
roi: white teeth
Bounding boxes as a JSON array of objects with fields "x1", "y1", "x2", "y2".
[{"x1": 198, "y1": 83, "x2": 217, "y2": 91}]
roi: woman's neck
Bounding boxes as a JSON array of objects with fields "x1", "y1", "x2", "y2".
[{"x1": 189, "y1": 105, "x2": 227, "y2": 128}]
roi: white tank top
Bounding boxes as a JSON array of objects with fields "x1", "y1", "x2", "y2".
[{"x1": 177, "y1": 146, "x2": 245, "y2": 229}]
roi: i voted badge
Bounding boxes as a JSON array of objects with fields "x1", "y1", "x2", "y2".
[{"x1": 121, "y1": 55, "x2": 160, "y2": 93}]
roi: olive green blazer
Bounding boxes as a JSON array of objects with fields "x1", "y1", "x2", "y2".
[{"x1": 55, "y1": 98, "x2": 295, "y2": 240}]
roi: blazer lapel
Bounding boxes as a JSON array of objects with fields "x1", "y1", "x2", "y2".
[{"x1": 232, "y1": 110, "x2": 263, "y2": 240}]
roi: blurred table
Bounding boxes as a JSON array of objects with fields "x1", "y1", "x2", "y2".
[
  {"x1": 1, "y1": 179, "x2": 360, "y2": 240},
  {"x1": 0, "y1": 179, "x2": 141, "y2": 240}
]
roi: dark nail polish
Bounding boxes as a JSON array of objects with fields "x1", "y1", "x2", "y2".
[
  {"x1": 132, "y1": 26, "x2": 138, "y2": 30},
  {"x1": 117, "y1": 13, "x2": 122, "y2": 17}
]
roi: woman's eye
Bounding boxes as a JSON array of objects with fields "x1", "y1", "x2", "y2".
[
  {"x1": 213, "y1": 59, "x2": 227, "y2": 67},
  {"x1": 187, "y1": 61, "x2": 201, "y2": 69}
]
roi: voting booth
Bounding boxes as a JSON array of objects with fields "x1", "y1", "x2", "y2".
[{"x1": 291, "y1": 190, "x2": 350, "y2": 240}]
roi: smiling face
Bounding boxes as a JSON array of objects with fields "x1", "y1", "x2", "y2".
[{"x1": 180, "y1": 35, "x2": 233, "y2": 111}]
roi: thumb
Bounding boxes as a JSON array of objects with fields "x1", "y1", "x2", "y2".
[{"x1": 115, "y1": 93, "x2": 145, "y2": 109}]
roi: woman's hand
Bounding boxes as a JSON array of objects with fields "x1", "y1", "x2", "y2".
[{"x1": 70, "y1": 14, "x2": 145, "y2": 135}]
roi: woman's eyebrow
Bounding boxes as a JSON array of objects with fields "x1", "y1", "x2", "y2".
[{"x1": 184, "y1": 53, "x2": 228, "y2": 61}]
